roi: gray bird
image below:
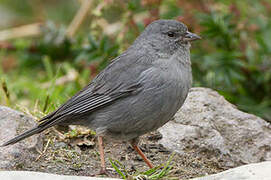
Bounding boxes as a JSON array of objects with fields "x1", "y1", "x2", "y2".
[{"x1": 1, "y1": 19, "x2": 200, "y2": 174}]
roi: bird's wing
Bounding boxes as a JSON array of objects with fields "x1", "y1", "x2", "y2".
[
  {"x1": 39, "y1": 50, "x2": 152, "y2": 126},
  {"x1": 38, "y1": 82, "x2": 141, "y2": 126}
]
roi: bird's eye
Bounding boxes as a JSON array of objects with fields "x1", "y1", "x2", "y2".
[{"x1": 167, "y1": 32, "x2": 175, "y2": 37}]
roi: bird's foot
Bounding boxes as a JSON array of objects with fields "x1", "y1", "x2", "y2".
[
  {"x1": 90, "y1": 168, "x2": 111, "y2": 177},
  {"x1": 98, "y1": 167, "x2": 110, "y2": 176}
]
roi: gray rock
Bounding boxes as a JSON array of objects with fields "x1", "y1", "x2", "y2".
[
  {"x1": 192, "y1": 161, "x2": 271, "y2": 180},
  {"x1": 0, "y1": 106, "x2": 43, "y2": 169},
  {"x1": 158, "y1": 87, "x2": 271, "y2": 168},
  {"x1": 0, "y1": 171, "x2": 120, "y2": 180}
]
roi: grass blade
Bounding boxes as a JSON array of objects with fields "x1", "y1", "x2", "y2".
[{"x1": 109, "y1": 158, "x2": 126, "y2": 179}]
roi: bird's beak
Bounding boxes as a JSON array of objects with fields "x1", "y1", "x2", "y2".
[{"x1": 183, "y1": 31, "x2": 201, "y2": 41}]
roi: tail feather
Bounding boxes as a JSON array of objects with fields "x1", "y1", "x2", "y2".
[
  {"x1": 1, "y1": 126, "x2": 46, "y2": 147},
  {"x1": 0, "y1": 117, "x2": 58, "y2": 147}
]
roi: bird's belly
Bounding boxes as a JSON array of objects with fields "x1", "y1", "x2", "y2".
[{"x1": 89, "y1": 74, "x2": 191, "y2": 141}]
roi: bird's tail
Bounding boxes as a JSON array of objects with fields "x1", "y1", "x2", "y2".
[
  {"x1": 0, "y1": 115, "x2": 58, "y2": 147},
  {"x1": 0, "y1": 125, "x2": 48, "y2": 147}
]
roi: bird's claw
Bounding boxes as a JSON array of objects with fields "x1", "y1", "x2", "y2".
[{"x1": 90, "y1": 168, "x2": 110, "y2": 177}]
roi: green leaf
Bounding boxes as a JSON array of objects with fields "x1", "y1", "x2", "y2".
[{"x1": 109, "y1": 158, "x2": 126, "y2": 179}]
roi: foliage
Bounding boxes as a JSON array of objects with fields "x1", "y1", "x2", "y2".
[
  {"x1": 109, "y1": 152, "x2": 176, "y2": 179},
  {"x1": 0, "y1": 0, "x2": 271, "y2": 122},
  {"x1": 0, "y1": 22, "x2": 120, "y2": 113},
  {"x1": 192, "y1": 6, "x2": 271, "y2": 120}
]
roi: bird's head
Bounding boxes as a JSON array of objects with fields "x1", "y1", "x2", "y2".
[{"x1": 135, "y1": 20, "x2": 201, "y2": 55}]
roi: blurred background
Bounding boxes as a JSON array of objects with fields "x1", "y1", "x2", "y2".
[{"x1": 0, "y1": 0, "x2": 270, "y2": 122}]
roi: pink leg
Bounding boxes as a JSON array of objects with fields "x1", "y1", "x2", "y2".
[
  {"x1": 131, "y1": 140, "x2": 154, "y2": 168},
  {"x1": 98, "y1": 136, "x2": 107, "y2": 174}
]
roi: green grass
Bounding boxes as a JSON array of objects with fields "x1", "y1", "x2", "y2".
[
  {"x1": 0, "y1": 57, "x2": 90, "y2": 115},
  {"x1": 109, "y1": 152, "x2": 178, "y2": 180}
]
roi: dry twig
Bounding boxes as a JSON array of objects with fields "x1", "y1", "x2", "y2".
[
  {"x1": 66, "y1": 0, "x2": 93, "y2": 38},
  {"x1": 0, "y1": 23, "x2": 43, "y2": 41},
  {"x1": 35, "y1": 138, "x2": 51, "y2": 161}
]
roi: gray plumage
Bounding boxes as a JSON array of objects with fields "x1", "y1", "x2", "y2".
[{"x1": 1, "y1": 19, "x2": 200, "y2": 146}]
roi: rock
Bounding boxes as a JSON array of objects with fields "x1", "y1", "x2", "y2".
[
  {"x1": 192, "y1": 161, "x2": 271, "y2": 180},
  {"x1": 158, "y1": 87, "x2": 271, "y2": 168},
  {"x1": 0, "y1": 171, "x2": 120, "y2": 180},
  {"x1": 0, "y1": 106, "x2": 43, "y2": 169}
]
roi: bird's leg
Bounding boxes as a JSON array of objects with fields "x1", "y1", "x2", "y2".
[
  {"x1": 130, "y1": 139, "x2": 154, "y2": 169},
  {"x1": 98, "y1": 136, "x2": 107, "y2": 174}
]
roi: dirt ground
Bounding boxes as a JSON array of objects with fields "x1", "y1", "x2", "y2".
[{"x1": 16, "y1": 127, "x2": 223, "y2": 179}]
